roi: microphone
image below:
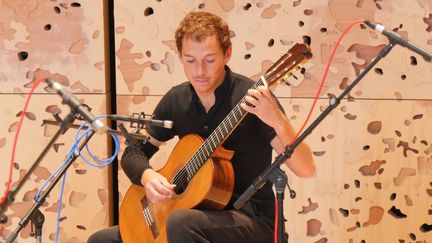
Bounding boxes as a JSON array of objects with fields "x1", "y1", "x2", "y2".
[
  {"x1": 364, "y1": 20, "x2": 432, "y2": 62},
  {"x1": 107, "y1": 115, "x2": 173, "y2": 129},
  {"x1": 45, "y1": 78, "x2": 106, "y2": 133}
]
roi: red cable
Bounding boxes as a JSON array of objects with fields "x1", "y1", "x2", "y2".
[
  {"x1": 0, "y1": 77, "x2": 45, "y2": 206},
  {"x1": 274, "y1": 19, "x2": 365, "y2": 243}
]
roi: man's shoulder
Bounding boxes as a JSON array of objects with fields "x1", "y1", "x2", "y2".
[
  {"x1": 167, "y1": 81, "x2": 191, "y2": 94},
  {"x1": 230, "y1": 71, "x2": 255, "y2": 89}
]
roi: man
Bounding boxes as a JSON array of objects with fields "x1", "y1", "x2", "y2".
[{"x1": 88, "y1": 11, "x2": 315, "y2": 243}]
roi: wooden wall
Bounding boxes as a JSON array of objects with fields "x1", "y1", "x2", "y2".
[{"x1": 1, "y1": 0, "x2": 431, "y2": 242}]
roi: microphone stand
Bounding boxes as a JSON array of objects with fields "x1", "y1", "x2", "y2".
[
  {"x1": 3, "y1": 111, "x2": 94, "y2": 243},
  {"x1": 234, "y1": 41, "x2": 396, "y2": 243},
  {"x1": 0, "y1": 112, "x2": 76, "y2": 241}
]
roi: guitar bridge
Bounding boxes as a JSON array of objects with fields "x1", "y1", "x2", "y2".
[{"x1": 141, "y1": 196, "x2": 160, "y2": 239}]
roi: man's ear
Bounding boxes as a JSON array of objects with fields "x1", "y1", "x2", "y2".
[{"x1": 224, "y1": 45, "x2": 232, "y2": 63}]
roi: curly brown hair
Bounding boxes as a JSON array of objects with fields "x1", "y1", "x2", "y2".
[{"x1": 175, "y1": 11, "x2": 231, "y2": 54}]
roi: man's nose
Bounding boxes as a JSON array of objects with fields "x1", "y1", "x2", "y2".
[{"x1": 197, "y1": 62, "x2": 207, "y2": 76}]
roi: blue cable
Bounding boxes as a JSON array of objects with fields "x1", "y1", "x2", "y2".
[{"x1": 34, "y1": 115, "x2": 121, "y2": 242}]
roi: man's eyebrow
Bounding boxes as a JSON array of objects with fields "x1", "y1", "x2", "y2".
[{"x1": 183, "y1": 53, "x2": 217, "y2": 58}]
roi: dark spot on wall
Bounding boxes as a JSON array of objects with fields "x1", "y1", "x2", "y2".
[
  {"x1": 395, "y1": 130, "x2": 401, "y2": 137},
  {"x1": 420, "y1": 223, "x2": 432, "y2": 232},
  {"x1": 54, "y1": 6, "x2": 61, "y2": 14},
  {"x1": 198, "y1": 3, "x2": 206, "y2": 9},
  {"x1": 339, "y1": 208, "x2": 349, "y2": 217},
  {"x1": 77, "y1": 225, "x2": 86, "y2": 230},
  {"x1": 355, "y1": 197, "x2": 362, "y2": 202},
  {"x1": 367, "y1": 121, "x2": 382, "y2": 134},
  {"x1": 243, "y1": 3, "x2": 252, "y2": 10},
  {"x1": 423, "y1": 13, "x2": 432, "y2": 32},
  {"x1": 144, "y1": 7, "x2": 154, "y2": 16},
  {"x1": 320, "y1": 27, "x2": 327, "y2": 33},
  {"x1": 363, "y1": 145, "x2": 370, "y2": 150},
  {"x1": 354, "y1": 180, "x2": 360, "y2": 188},
  {"x1": 145, "y1": 50, "x2": 151, "y2": 57},
  {"x1": 244, "y1": 54, "x2": 251, "y2": 59},
  {"x1": 339, "y1": 77, "x2": 349, "y2": 89},
  {"x1": 59, "y1": 3, "x2": 68, "y2": 9},
  {"x1": 18, "y1": 51, "x2": 28, "y2": 61},
  {"x1": 268, "y1": 38, "x2": 274, "y2": 47},
  {"x1": 375, "y1": 3, "x2": 382, "y2": 10},
  {"x1": 304, "y1": 9, "x2": 313, "y2": 16},
  {"x1": 378, "y1": 168, "x2": 384, "y2": 174},
  {"x1": 397, "y1": 141, "x2": 419, "y2": 157},
  {"x1": 293, "y1": 0, "x2": 302, "y2": 7},
  {"x1": 75, "y1": 169, "x2": 87, "y2": 175},
  {"x1": 400, "y1": 74, "x2": 406, "y2": 80},
  {"x1": 388, "y1": 206, "x2": 407, "y2": 218},
  {"x1": 344, "y1": 113, "x2": 357, "y2": 120},
  {"x1": 374, "y1": 68, "x2": 383, "y2": 75},
  {"x1": 299, "y1": 20, "x2": 304, "y2": 27},
  {"x1": 44, "y1": 24, "x2": 51, "y2": 31},
  {"x1": 410, "y1": 56, "x2": 417, "y2": 65},
  {"x1": 409, "y1": 233, "x2": 416, "y2": 240},
  {"x1": 374, "y1": 182, "x2": 381, "y2": 189},
  {"x1": 303, "y1": 35, "x2": 312, "y2": 46},
  {"x1": 315, "y1": 238, "x2": 328, "y2": 243},
  {"x1": 344, "y1": 184, "x2": 350, "y2": 189},
  {"x1": 390, "y1": 193, "x2": 396, "y2": 200},
  {"x1": 71, "y1": 2, "x2": 81, "y2": 7},
  {"x1": 412, "y1": 114, "x2": 423, "y2": 120}
]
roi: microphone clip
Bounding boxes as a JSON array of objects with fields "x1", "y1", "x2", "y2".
[{"x1": 128, "y1": 112, "x2": 153, "y2": 131}]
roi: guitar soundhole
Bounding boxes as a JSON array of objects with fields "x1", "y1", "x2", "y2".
[{"x1": 172, "y1": 169, "x2": 189, "y2": 194}]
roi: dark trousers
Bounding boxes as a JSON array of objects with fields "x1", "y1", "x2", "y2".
[{"x1": 87, "y1": 208, "x2": 277, "y2": 243}]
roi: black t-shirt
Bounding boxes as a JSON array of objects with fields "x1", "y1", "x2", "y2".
[{"x1": 147, "y1": 66, "x2": 279, "y2": 218}]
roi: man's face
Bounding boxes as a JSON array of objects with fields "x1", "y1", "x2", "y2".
[{"x1": 179, "y1": 34, "x2": 231, "y2": 97}]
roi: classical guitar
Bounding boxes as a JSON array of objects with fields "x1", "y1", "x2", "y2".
[{"x1": 119, "y1": 43, "x2": 312, "y2": 243}]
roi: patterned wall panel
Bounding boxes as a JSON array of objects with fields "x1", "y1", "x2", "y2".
[
  {"x1": 114, "y1": 0, "x2": 432, "y2": 242},
  {"x1": 0, "y1": 95, "x2": 110, "y2": 242},
  {"x1": 0, "y1": 1, "x2": 110, "y2": 242},
  {"x1": 0, "y1": 0, "x2": 107, "y2": 93}
]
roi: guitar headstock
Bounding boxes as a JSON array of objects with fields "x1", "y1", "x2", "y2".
[{"x1": 263, "y1": 43, "x2": 312, "y2": 86}]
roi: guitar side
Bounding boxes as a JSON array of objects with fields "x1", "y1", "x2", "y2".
[{"x1": 119, "y1": 134, "x2": 234, "y2": 243}]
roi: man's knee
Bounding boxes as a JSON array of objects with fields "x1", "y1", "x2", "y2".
[{"x1": 166, "y1": 209, "x2": 205, "y2": 241}]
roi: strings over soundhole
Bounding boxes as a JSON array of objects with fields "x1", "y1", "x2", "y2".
[{"x1": 172, "y1": 168, "x2": 190, "y2": 194}]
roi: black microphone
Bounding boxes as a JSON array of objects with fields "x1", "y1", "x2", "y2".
[
  {"x1": 107, "y1": 115, "x2": 173, "y2": 129},
  {"x1": 364, "y1": 20, "x2": 432, "y2": 62},
  {"x1": 45, "y1": 78, "x2": 106, "y2": 133}
]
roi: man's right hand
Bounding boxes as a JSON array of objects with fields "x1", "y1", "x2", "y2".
[{"x1": 141, "y1": 169, "x2": 176, "y2": 203}]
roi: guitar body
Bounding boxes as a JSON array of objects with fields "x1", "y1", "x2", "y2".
[{"x1": 119, "y1": 134, "x2": 235, "y2": 243}]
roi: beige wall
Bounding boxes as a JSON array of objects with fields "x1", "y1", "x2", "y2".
[
  {"x1": 1, "y1": 0, "x2": 431, "y2": 242},
  {"x1": 0, "y1": 1, "x2": 111, "y2": 242}
]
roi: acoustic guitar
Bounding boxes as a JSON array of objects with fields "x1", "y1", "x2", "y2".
[{"x1": 119, "y1": 43, "x2": 312, "y2": 243}]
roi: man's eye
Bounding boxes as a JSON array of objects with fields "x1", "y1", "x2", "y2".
[
  {"x1": 206, "y1": 59, "x2": 215, "y2": 63},
  {"x1": 186, "y1": 59, "x2": 194, "y2": 63}
]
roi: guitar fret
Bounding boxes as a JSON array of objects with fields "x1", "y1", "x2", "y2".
[{"x1": 222, "y1": 120, "x2": 229, "y2": 134}]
